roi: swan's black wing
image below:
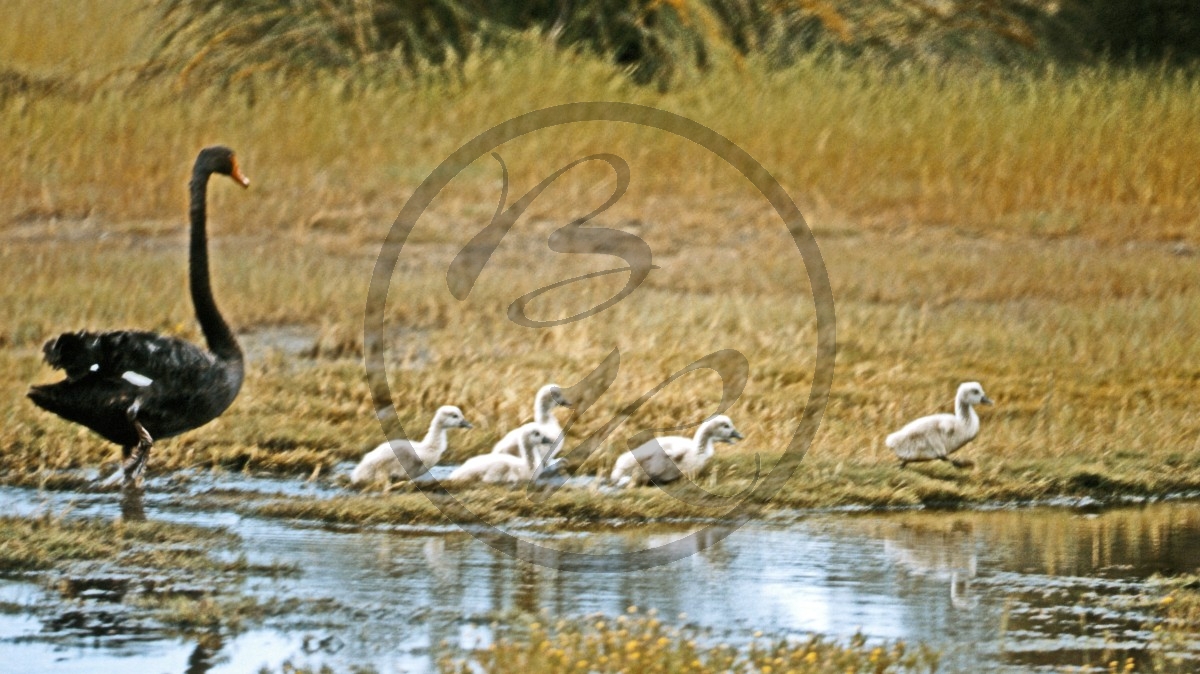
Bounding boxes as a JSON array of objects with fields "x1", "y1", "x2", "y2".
[
  {"x1": 39, "y1": 330, "x2": 216, "y2": 382},
  {"x1": 29, "y1": 330, "x2": 234, "y2": 446}
]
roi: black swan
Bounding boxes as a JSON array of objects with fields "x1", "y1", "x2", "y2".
[{"x1": 28, "y1": 146, "x2": 250, "y2": 486}]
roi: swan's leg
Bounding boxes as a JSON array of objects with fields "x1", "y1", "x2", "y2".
[
  {"x1": 118, "y1": 401, "x2": 153, "y2": 485},
  {"x1": 939, "y1": 455, "x2": 972, "y2": 469},
  {"x1": 124, "y1": 420, "x2": 154, "y2": 484}
]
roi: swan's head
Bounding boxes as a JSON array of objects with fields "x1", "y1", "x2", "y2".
[
  {"x1": 435, "y1": 405, "x2": 473, "y2": 429},
  {"x1": 705, "y1": 415, "x2": 744, "y2": 444},
  {"x1": 196, "y1": 146, "x2": 250, "y2": 188},
  {"x1": 957, "y1": 382, "x2": 993, "y2": 406},
  {"x1": 541, "y1": 384, "x2": 573, "y2": 408},
  {"x1": 520, "y1": 426, "x2": 555, "y2": 451}
]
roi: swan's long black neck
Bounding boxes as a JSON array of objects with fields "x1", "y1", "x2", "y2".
[{"x1": 189, "y1": 168, "x2": 242, "y2": 363}]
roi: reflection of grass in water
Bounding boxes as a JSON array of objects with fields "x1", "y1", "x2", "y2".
[
  {"x1": 0, "y1": 514, "x2": 298, "y2": 635},
  {"x1": 0, "y1": 513, "x2": 231, "y2": 571},
  {"x1": 437, "y1": 608, "x2": 940, "y2": 674}
]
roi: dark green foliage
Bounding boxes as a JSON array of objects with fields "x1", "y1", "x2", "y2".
[{"x1": 1069, "y1": 0, "x2": 1200, "y2": 64}]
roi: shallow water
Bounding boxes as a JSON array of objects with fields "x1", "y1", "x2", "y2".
[{"x1": 1, "y1": 481, "x2": 1198, "y2": 673}]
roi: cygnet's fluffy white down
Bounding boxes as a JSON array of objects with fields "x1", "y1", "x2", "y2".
[
  {"x1": 449, "y1": 427, "x2": 555, "y2": 485},
  {"x1": 448, "y1": 453, "x2": 531, "y2": 484},
  {"x1": 610, "y1": 415, "x2": 743, "y2": 487},
  {"x1": 351, "y1": 405, "x2": 472, "y2": 484},
  {"x1": 885, "y1": 382, "x2": 992, "y2": 466},
  {"x1": 351, "y1": 440, "x2": 427, "y2": 484},
  {"x1": 491, "y1": 384, "x2": 571, "y2": 471}
]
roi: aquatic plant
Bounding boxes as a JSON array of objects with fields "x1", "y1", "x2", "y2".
[
  {"x1": 1144, "y1": 575, "x2": 1200, "y2": 673},
  {"x1": 438, "y1": 608, "x2": 942, "y2": 673}
]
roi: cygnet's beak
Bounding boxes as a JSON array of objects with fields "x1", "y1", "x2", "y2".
[
  {"x1": 729, "y1": 429, "x2": 745, "y2": 442},
  {"x1": 460, "y1": 420, "x2": 475, "y2": 429},
  {"x1": 980, "y1": 396, "x2": 994, "y2": 406},
  {"x1": 558, "y1": 395, "x2": 574, "y2": 408}
]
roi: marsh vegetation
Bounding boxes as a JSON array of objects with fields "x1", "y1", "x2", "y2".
[
  {"x1": 2, "y1": 2, "x2": 1199, "y2": 671},
  {"x1": 3, "y1": 1, "x2": 1199, "y2": 514}
]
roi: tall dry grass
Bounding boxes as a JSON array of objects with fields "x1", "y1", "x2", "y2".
[
  {"x1": 3, "y1": 4, "x2": 1197, "y2": 243},
  {"x1": 144, "y1": 0, "x2": 1063, "y2": 88},
  {"x1": 1, "y1": 1, "x2": 1198, "y2": 509}
]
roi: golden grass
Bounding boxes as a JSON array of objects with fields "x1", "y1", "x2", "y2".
[
  {"x1": 2, "y1": 0, "x2": 1199, "y2": 515},
  {"x1": 1145, "y1": 575, "x2": 1200, "y2": 673},
  {"x1": 4, "y1": 3, "x2": 1199, "y2": 243},
  {"x1": 438, "y1": 610, "x2": 940, "y2": 674},
  {"x1": 0, "y1": 0, "x2": 149, "y2": 75}
]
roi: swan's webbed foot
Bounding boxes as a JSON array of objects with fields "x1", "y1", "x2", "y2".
[{"x1": 945, "y1": 457, "x2": 974, "y2": 469}]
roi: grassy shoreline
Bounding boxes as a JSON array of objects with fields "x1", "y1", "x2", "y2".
[{"x1": 4, "y1": 223, "x2": 1198, "y2": 520}]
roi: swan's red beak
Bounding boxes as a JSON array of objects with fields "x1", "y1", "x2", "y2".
[{"x1": 230, "y1": 158, "x2": 250, "y2": 188}]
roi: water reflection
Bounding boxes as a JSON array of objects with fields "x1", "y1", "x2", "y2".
[
  {"x1": 880, "y1": 517, "x2": 979, "y2": 610},
  {"x1": 0, "y1": 483, "x2": 1198, "y2": 674},
  {"x1": 184, "y1": 635, "x2": 222, "y2": 674},
  {"x1": 119, "y1": 488, "x2": 145, "y2": 522}
]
